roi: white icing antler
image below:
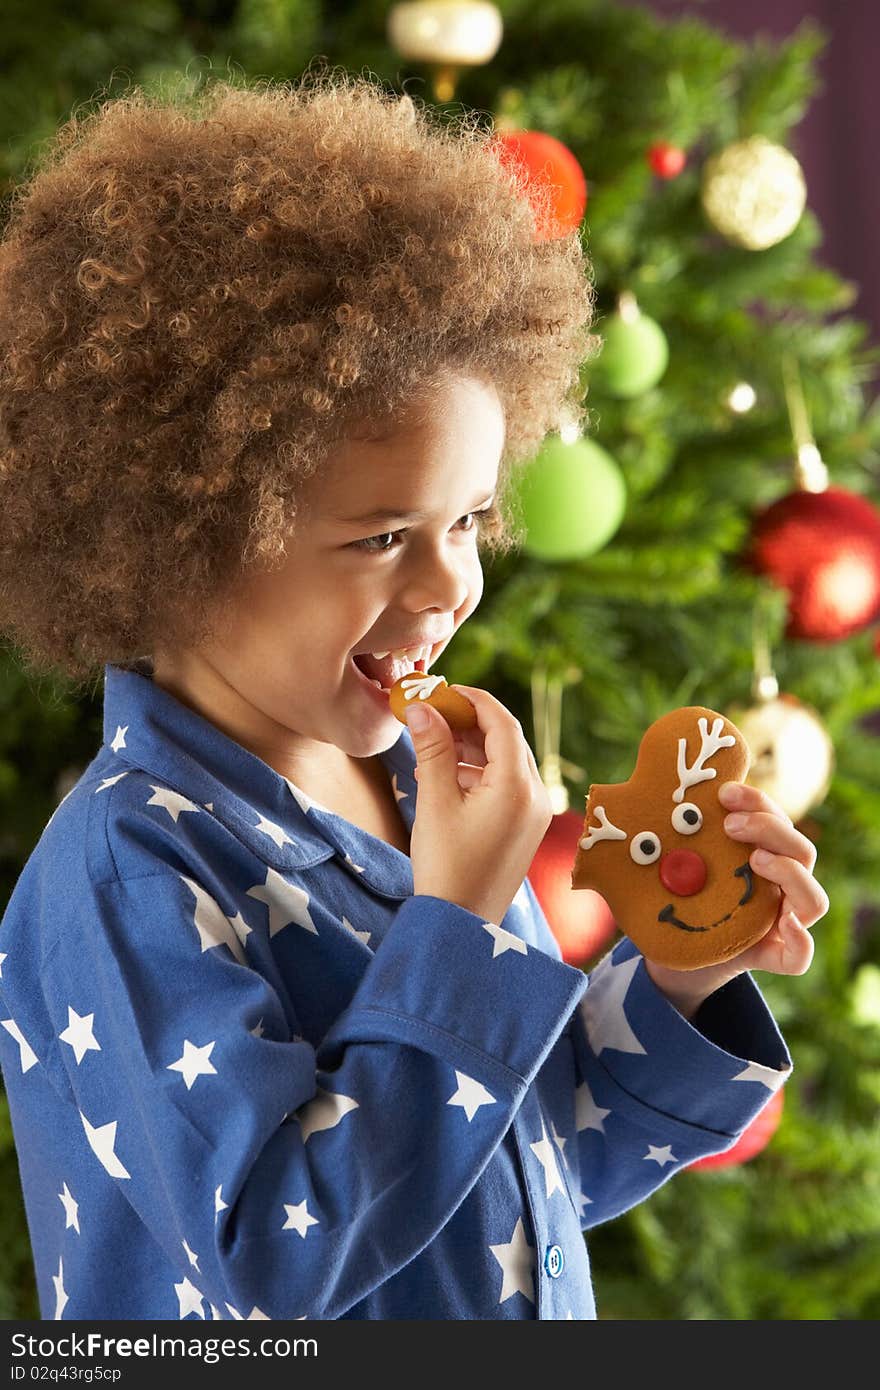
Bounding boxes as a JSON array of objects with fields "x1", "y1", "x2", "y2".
[
  {"x1": 673, "y1": 716, "x2": 735, "y2": 803},
  {"x1": 398, "y1": 673, "x2": 445, "y2": 702},
  {"x1": 579, "y1": 805, "x2": 627, "y2": 851}
]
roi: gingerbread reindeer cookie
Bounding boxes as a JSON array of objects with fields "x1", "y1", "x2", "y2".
[{"x1": 571, "y1": 705, "x2": 781, "y2": 970}]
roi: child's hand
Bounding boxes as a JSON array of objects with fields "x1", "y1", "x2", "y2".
[
  {"x1": 643, "y1": 780, "x2": 829, "y2": 1017},
  {"x1": 412, "y1": 707, "x2": 489, "y2": 787},
  {"x1": 407, "y1": 684, "x2": 553, "y2": 926}
]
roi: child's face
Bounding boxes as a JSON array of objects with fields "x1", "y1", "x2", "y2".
[{"x1": 154, "y1": 373, "x2": 504, "y2": 779}]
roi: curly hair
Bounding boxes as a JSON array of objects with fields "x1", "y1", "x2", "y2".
[{"x1": 0, "y1": 63, "x2": 599, "y2": 693}]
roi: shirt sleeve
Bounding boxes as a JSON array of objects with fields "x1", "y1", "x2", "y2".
[
  {"x1": 569, "y1": 935, "x2": 792, "y2": 1229},
  {"x1": 42, "y1": 872, "x2": 587, "y2": 1320}
]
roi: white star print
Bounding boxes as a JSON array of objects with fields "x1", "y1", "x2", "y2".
[
  {"x1": 296, "y1": 1087, "x2": 359, "y2": 1143},
  {"x1": 481, "y1": 921, "x2": 528, "y2": 958},
  {"x1": 282, "y1": 1199, "x2": 319, "y2": 1238},
  {"x1": 390, "y1": 772, "x2": 408, "y2": 803},
  {"x1": 175, "y1": 1276, "x2": 206, "y2": 1319},
  {"x1": 343, "y1": 851, "x2": 365, "y2": 874},
  {"x1": 146, "y1": 784, "x2": 202, "y2": 824},
  {"x1": 80, "y1": 1112, "x2": 130, "y2": 1179},
  {"x1": 95, "y1": 770, "x2": 129, "y2": 793},
  {"x1": 180, "y1": 874, "x2": 247, "y2": 965},
  {"x1": 284, "y1": 779, "x2": 333, "y2": 816},
  {"x1": 254, "y1": 814, "x2": 296, "y2": 849},
  {"x1": 579, "y1": 953, "x2": 647, "y2": 1056},
  {"x1": 489, "y1": 1216, "x2": 535, "y2": 1304},
  {"x1": 224, "y1": 1304, "x2": 270, "y2": 1319},
  {"x1": 58, "y1": 1181, "x2": 80, "y2": 1234},
  {"x1": 550, "y1": 1117, "x2": 569, "y2": 1166},
  {"x1": 341, "y1": 915, "x2": 371, "y2": 946},
  {"x1": 530, "y1": 1117, "x2": 567, "y2": 1198},
  {"x1": 1, "y1": 1017, "x2": 38, "y2": 1072},
  {"x1": 447, "y1": 1071, "x2": 497, "y2": 1122},
  {"x1": 644, "y1": 1144, "x2": 677, "y2": 1166},
  {"x1": 110, "y1": 725, "x2": 128, "y2": 753},
  {"x1": 246, "y1": 866, "x2": 317, "y2": 937},
  {"x1": 574, "y1": 1079, "x2": 611, "y2": 1133},
  {"x1": 572, "y1": 1184, "x2": 592, "y2": 1218},
  {"x1": 44, "y1": 789, "x2": 74, "y2": 830},
  {"x1": 0, "y1": 951, "x2": 6, "y2": 978},
  {"x1": 250, "y1": 1019, "x2": 265, "y2": 1038},
  {"x1": 52, "y1": 1255, "x2": 68, "y2": 1319},
  {"x1": 58, "y1": 1006, "x2": 101, "y2": 1065},
  {"x1": 182, "y1": 1239, "x2": 200, "y2": 1270},
  {"x1": 732, "y1": 1060, "x2": 789, "y2": 1089},
  {"x1": 168, "y1": 1039, "x2": 218, "y2": 1090},
  {"x1": 229, "y1": 912, "x2": 253, "y2": 950},
  {"x1": 215, "y1": 1186, "x2": 228, "y2": 1220}
]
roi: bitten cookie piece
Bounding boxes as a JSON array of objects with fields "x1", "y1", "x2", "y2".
[
  {"x1": 389, "y1": 671, "x2": 477, "y2": 731},
  {"x1": 571, "y1": 705, "x2": 781, "y2": 970}
]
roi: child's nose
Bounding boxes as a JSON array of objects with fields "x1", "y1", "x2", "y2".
[{"x1": 659, "y1": 848, "x2": 707, "y2": 896}]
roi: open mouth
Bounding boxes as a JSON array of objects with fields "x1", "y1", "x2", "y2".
[
  {"x1": 350, "y1": 645, "x2": 432, "y2": 699},
  {"x1": 657, "y1": 862, "x2": 754, "y2": 933}
]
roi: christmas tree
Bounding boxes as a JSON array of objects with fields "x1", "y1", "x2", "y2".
[{"x1": 2, "y1": 0, "x2": 880, "y2": 1320}]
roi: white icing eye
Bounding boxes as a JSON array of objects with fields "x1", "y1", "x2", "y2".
[
  {"x1": 630, "y1": 832, "x2": 662, "y2": 865},
  {"x1": 671, "y1": 802, "x2": 703, "y2": 835}
]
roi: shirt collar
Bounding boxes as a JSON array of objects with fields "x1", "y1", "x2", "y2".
[{"x1": 102, "y1": 661, "x2": 417, "y2": 899}]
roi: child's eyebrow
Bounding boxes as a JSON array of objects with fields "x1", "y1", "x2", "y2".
[{"x1": 329, "y1": 492, "x2": 496, "y2": 526}]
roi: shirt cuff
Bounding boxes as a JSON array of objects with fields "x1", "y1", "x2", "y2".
[
  {"x1": 578, "y1": 936, "x2": 792, "y2": 1138},
  {"x1": 321, "y1": 894, "x2": 588, "y2": 1095}
]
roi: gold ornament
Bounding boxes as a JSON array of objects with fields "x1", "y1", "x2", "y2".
[
  {"x1": 387, "y1": 1, "x2": 503, "y2": 103},
  {"x1": 701, "y1": 135, "x2": 806, "y2": 250},
  {"x1": 724, "y1": 692, "x2": 834, "y2": 822}
]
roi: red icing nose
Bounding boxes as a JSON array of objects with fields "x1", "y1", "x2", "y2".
[{"x1": 659, "y1": 848, "x2": 707, "y2": 896}]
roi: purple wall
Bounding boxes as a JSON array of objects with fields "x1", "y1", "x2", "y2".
[{"x1": 619, "y1": 0, "x2": 880, "y2": 351}]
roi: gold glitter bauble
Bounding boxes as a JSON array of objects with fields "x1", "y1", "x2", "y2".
[
  {"x1": 701, "y1": 136, "x2": 806, "y2": 250},
  {"x1": 724, "y1": 693, "x2": 833, "y2": 822},
  {"x1": 387, "y1": 1, "x2": 503, "y2": 65}
]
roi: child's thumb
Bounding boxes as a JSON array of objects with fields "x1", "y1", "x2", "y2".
[{"x1": 405, "y1": 701, "x2": 458, "y2": 790}]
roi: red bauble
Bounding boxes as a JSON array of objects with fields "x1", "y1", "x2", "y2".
[
  {"x1": 688, "y1": 1086, "x2": 785, "y2": 1171},
  {"x1": 527, "y1": 809, "x2": 617, "y2": 965},
  {"x1": 746, "y1": 486, "x2": 880, "y2": 641},
  {"x1": 648, "y1": 141, "x2": 686, "y2": 178},
  {"x1": 487, "y1": 130, "x2": 587, "y2": 240}
]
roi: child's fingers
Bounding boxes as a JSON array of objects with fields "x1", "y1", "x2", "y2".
[
  {"x1": 446, "y1": 684, "x2": 534, "y2": 785},
  {"x1": 741, "y1": 910, "x2": 814, "y2": 977},
  {"x1": 718, "y1": 780, "x2": 793, "y2": 825},
  {"x1": 449, "y1": 686, "x2": 542, "y2": 777},
  {"x1": 723, "y1": 809, "x2": 817, "y2": 870},
  {"x1": 748, "y1": 849, "x2": 830, "y2": 928},
  {"x1": 414, "y1": 762, "x2": 485, "y2": 789},
  {"x1": 456, "y1": 763, "x2": 484, "y2": 790},
  {"x1": 453, "y1": 727, "x2": 488, "y2": 767}
]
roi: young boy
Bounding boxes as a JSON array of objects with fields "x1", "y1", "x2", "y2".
[{"x1": 0, "y1": 71, "x2": 827, "y2": 1321}]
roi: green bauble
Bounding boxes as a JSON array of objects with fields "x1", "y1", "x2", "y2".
[
  {"x1": 512, "y1": 434, "x2": 626, "y2": 561},
  {"x1": 594, "y1": 306, "x2": 669, "y2": 398}
]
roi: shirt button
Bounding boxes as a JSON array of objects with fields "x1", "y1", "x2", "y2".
[{"x1": 544, "y1": 1244, "x2": 565, "y2": 1278}]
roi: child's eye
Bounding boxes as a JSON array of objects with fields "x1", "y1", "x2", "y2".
[{"x1": 351, "y1": 505, "x2": 494, "y2": 554}]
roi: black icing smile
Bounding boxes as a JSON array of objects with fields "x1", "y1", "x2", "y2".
[{"x1": 657, "y1": 862, "x2": 754, "y2": 933}]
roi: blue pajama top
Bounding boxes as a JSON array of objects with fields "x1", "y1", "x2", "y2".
[{"x1": 0, "y1": 660, "x2": 792, "y2": 1320}]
